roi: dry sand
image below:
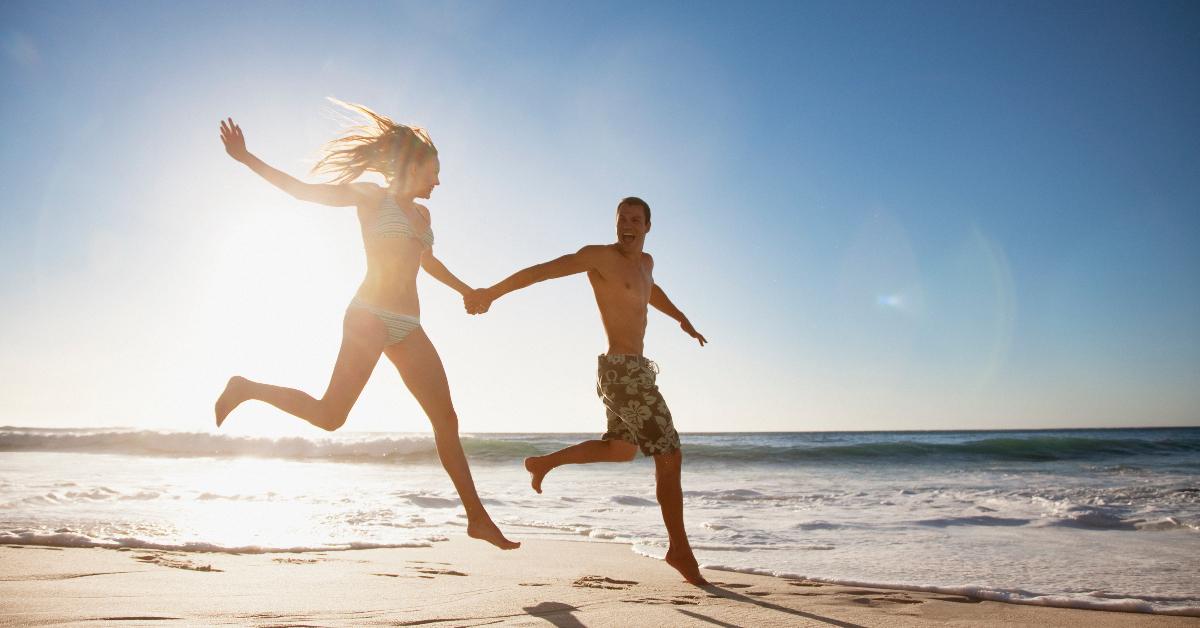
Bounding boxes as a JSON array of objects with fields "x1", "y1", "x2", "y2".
[{"x1": 1, "y1": 537, "x2": 1196, "y2": 627}]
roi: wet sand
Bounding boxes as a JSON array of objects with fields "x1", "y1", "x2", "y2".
[{"x1": 1, "y1": 537, "x2": 1195, "y2": 627}]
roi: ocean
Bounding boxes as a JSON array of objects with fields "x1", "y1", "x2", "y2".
[{"x1": 2, "y1": 426, "x2": 1197, "y2": 615}]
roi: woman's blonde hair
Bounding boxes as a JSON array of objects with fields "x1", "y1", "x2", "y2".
[{"x1": 311, "y1": 99, "x2": 437, "y2": 186}]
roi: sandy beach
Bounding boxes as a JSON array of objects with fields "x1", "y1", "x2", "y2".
[{"x1": 1, "y1": 537, "x2": 1195, "y2": 627}]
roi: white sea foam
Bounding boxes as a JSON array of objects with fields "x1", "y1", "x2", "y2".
[
  {"x1": 611, "y1": 495, "x2": 658, "y2": 507},
  {"x1": 0, "y1": 530, "x2": 437, "y2": 553},
  {"x1": 692, "y1": 561, "x2": 1200, "y2": 617}
]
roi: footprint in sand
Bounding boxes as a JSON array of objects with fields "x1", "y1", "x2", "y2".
[
  {"x1": 877, "y1": 596, "x2": 924, "y2": 605},
  {"x1": 99, "y1": 616, "x2": 181, "y2": 622},
  {"x1": 628, "y1": 595, "x2": 701, "y2": 606},
  {"x1": 410, "y1": 566, "x2": 467, "y2": 577},
  {"x1": 272, "y1": 557, "x2": 319, "y2": 564},
  {"x1": 785, "y1": 580, "x2": 824, "y2": 587},
  {"x1": 519, "y1": 582, "x2": 552, "y2": 587},
  {"x1": 376, "y1": 572, "x2": 433, "y2": 579},
  {"x1": 848, "y1": 594, "x2": 926, "y2": 606},
  {"x1": 134, "y1": 553, "x2": 222, "y2": 572},
  {"x1": 572, "y1": 575, "x2": 638, "y2": 590}
]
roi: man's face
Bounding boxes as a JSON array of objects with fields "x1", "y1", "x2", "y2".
[{"x1": 616, "y1": 203, "x2": 650, "y2": 247}]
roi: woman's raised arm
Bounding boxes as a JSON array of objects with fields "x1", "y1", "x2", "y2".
[{"x1": 220, "y1": 117, "x2": 376, "y2": 207}]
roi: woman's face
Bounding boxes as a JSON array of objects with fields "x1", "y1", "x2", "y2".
[{"x1": 407, "y1": 155, "x2": 441, "y2": 199}]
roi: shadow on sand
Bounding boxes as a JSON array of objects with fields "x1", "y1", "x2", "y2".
[
  {"x1": 699, "y1": 583, "x2": 868, "y2": 628},
  {"x1": 522, "y1": 601, "x2": 585, "y2": 628}
]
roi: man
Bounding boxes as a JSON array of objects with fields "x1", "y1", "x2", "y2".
[{"x1": 466, "y1": 197, "x2": 709, "y2": 585}]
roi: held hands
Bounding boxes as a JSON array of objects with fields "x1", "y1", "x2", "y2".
[
  {"x1": 463, "y1": 288, "x2": 495, "y2": 315},
  {"x1": 219, "y1": 117, "x2": 250, "y2": 163},
  {"x1": 681, "y1": 319, "x2": 707, "y2": 346}
]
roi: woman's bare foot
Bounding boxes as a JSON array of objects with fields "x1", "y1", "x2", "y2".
[
  {"x1": 524, "y1": 456, "x2": 551, "y2": 494},
  {"x1": 665, "y1": 545, "x2": 709, "y2": 585},
  {"x1": 466, "y1": 517, "x2": 520, "y2": 550},
  {"x1": 214, "y1": 376, "x2": 249, "y2": 427}
]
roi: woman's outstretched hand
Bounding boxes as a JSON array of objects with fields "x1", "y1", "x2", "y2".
[{"x1": 220, "y1": 118, "x2": 250, "y2": 163}]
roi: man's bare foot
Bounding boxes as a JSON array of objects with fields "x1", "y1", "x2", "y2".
[
  {"x1": 214, "y1": 376, "x2": 249, "y2": 428},
  {"x1": 466, "y1": 517, "x2": 520, "y2": 550},
  {"x1": 524, "y1": 456, "x2": 551, "y2": 494},
  {"x1": 666, "y1": 545, "x2": 709, "y2": 586}
]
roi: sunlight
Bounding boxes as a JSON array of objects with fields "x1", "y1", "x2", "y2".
[
  {"x1": 189, "y1": 196, "x2": 366, "y2": 436},
  {"x1": 186, "y1": 458, "x2": 335, "y2": 549}
]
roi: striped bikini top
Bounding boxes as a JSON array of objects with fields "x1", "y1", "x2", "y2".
[{"x1": 369, "y1": 195, "x2": 434, "y2": 248}]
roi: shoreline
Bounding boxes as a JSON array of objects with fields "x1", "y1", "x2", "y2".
[
  {"x1": 5, "y1": 532, "x2": 1198, "y2": 617},
  {"x1": 2, "y1": 536, "x2": 1197, "y2": 627},
  {"x1": 699, "y1": 563, "x2": 1200, "y2": 618},
  {"x1": 6, "y1": 527, "x2": 1198, "y2": 617}
]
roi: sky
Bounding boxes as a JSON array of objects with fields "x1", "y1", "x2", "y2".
[{"x1": 1, "y1": 1, "x2": 1197, "y2": 434}]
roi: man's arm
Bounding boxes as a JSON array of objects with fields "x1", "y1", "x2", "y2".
[
  {"x1": 468, "y1": 246, "x2": 599, "y2": 313},
  {"x1": 650, "y1": 283, "x2": 707, "y2": 346}
]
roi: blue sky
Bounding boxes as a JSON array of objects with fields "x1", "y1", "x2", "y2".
[{"x1": 1, "y1": 1, "x2": 1197, "y2": 433}]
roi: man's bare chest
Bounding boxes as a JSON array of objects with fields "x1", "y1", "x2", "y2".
[{"x1": 589, "y1": 263, "x2": 652, "y2": 299}]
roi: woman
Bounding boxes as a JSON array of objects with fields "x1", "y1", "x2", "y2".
[{"x1": 214, "y1": 102, "x2": 518, "y2": 550}]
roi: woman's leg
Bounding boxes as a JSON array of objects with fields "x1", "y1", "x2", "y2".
[
  {"x1": 216, "y1": 307, "x2": 386, "y2": 431},
  {"x1": 384, "y1": 328, "x2": 519, "y2": 550}
]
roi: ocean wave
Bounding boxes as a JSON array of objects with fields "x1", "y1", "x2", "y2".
[
  {"x1": 0, "y1": 529, "x2": 440, "y2": 553},
  {"x1": 611, "y1": 495, "x2": 658, "y2": 507},
  {"x1": 792, "y1": 520, "x2": 846, "y2": 530},
  {"x1": 1043, "y1": 506, "x2": 1138, "y2": 530},
  {"x1": 683, "y1": 435, "x2": 1200, "y2": 465},
  {"x1": 683, "y1": 488, "x2": 795, "y2": 501},
  {"x1": 0, "y1": 428, "x2": 543, "y2": 465},
  {"x1": 392, "y1": 492, "x2": 461, "y2": 509},
  {"x1": 3, "y1": 488, "x2": 165, "y2": 508},
  {"x1": 1035, "y1": 507, "x2": 1200, "y2": 532},
  {"x1": 3, "y1": 427, "x2": 1198, "y2": 466},
  {"x1": 1134, "y1": 517, "x2": 1200, "y2": 532},
  {"x1": 911, "y1": 515, "x2": 1031, "y2": 528}
]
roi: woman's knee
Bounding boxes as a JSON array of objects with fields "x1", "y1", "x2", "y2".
[
  {"x1": 429, "y1": 409, "x2": 459, "y2": 435},
  {"x1": 315, "y1": 402, "x2": 350, "y2": 432}
]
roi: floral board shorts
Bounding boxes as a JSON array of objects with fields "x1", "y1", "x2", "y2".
[{"x1": 596, "y1": 354, "x2": 681, "y2": 456}]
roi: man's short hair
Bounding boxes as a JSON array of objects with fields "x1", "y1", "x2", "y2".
[{"x1": 617, "y1": 196, "x2": 651, "y2": 223}]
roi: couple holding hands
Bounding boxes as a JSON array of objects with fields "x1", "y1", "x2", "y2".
[{"x1": 214, "y1": 102, "x2": 708, "y2": 585}]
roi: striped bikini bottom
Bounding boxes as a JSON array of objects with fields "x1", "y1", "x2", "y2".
[{"x1": 348, "y1": 298, "x2": 420, "y2": 345}]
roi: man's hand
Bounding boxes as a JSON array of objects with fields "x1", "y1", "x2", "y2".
[
  {"x1": 464, "y1": 288, "x2": 495, "y2": 315},
  {"x1": 681, "y1": 319, "x2": 707, "y2": 346}
]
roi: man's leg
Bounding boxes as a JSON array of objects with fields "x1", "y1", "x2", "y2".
[
  {"x1": 654, "y1": 449, "x2": 708, "y2": 585},
  {"x1": 524, "y1": 439, "x2": 638, "y2": 493}
]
